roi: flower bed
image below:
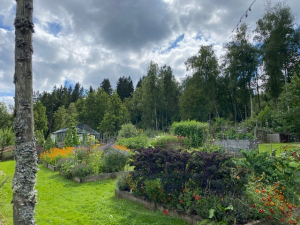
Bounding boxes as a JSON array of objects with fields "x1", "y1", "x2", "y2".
[
  {"x1": 116, "y1": 147, "x2": 300, "y2": 224},
  {"x1": 40, "y1": 144, "x2": 131, "y2": 181}
]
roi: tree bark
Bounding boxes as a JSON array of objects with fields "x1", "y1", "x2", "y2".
[{"x1": 13, "y1": 0, "x2": 38, "y2": 224}]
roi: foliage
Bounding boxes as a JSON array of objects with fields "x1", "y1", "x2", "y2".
[
  {"x1": 181, "y1": 45, "x2": 220, "y2": 121},
  {"x1": 0, "y1": 127, "x2": 14, "y2": 161},
  {"x1": 245, "y1": 174, "x2": 299, "y2": 224},
  {"x1": 35, "y1": 130, "x2": 45, "y2": 146},
  {"x1": 0, "y1": 102, "x2": 13, "y2": 130},
  {"x1": 43, "y1": 135, "x2": 56, "y2": 151},
  {"x1": 273, "y1": 75, "x2": 300, "y2": 135},
  {"x1": 149, "y1": 134, "x2": 186, "y2": 149},
  {"x1": 101, "y1": 145, "x2": 130, "y2": 173},
  {"x1": 118, "y1": 123, "x2": 138, "y2": 139},
  {"x1": 116, "y1": 134, "x2": 149, "y2": 150},
  {"x1": 64, "y1": 116, "x2": 80, "y2": 147},
  {"x1": 76, "y1": 88, "x2": 109, "y2": 131},
  {"x1": 33, "y1": 101, "x2": 48, "y2": 135},
  {"x1": 240, "y1": 150, "x2": 300, "y2": 204},
  {"x1": 116, "y1": 76, "x2": 134, "y2": 101},
  {"x1": 99, "y1": 92, "x2": 130, "y2": 135},
  {"x1": 53, "y1": 105, "x2": 68, "y2": 132},
  {"x1": 215, "y1": 125, "x2": 254, "y2": 140},
  {"x1": 223, "y1": 23, "x2": 260, "y2": 122},
  {"x1": 171, "y1": 120, "x2": 208, "y2": 148},
  {"x1": 71, "y1": 164, "x2": 93, "y2": 178},
  {"x1": 255, "y1": 2, "x2": 300, "y2": 101},
  {"x1": 116, "y1": 174, "x2": 131, "y2": 191},
  {"x1": 100, "y1": 78, "x2": 113, "y2": 95}
]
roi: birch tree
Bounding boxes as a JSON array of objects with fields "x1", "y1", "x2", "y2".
[{"x1": 13, "y1": 0, "x2": 38, "y2": 224}]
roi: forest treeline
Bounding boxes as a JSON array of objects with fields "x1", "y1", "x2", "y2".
[
  {"x1": 1, "y1": 2, "x2": 299, "y2": 140},
  {"x1": 33, "y1": 3, "x2": 300, "y2": 138}
]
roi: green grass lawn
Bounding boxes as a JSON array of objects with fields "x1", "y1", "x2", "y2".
[
  {"x1": 0, "y1": 161, "x2": 188, "y2": 225},
  {"x1": 259, "y1": 142, "x2": 299, "y2": 155}
]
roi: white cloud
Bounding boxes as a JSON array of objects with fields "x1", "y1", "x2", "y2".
[{"x1": 0, "y1": 0, "x2": 299, "y2": 101}]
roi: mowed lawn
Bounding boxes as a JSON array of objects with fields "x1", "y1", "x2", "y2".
[
  {"x1": 259, "y1": 142, "x2": 300, "y2": 155},
  {"x1": 0, "y1": 161, "x2": 188, "y2": 225}
]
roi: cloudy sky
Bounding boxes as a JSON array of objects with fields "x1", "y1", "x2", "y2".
[{"x1": 0, "y1": 0, "x2": 299, "y2": 108}]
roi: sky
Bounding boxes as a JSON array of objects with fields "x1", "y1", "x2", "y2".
[{"x1": 0, "y1": 0, "x2": 300, "y2": 109}]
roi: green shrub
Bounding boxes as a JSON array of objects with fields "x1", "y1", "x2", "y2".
[
  {"x1": 102, "y1": 148, "x2": 129, "y2": 173},
  {"x1": 116, "y1": 174, "x2": 131, "y2": 191},
  {"x1": 149, "y1": 135, "x2": 186, "y2": 149},
  {"x1": 59, "y1": 158, "x2": 77, "y2": 178},
  {"x1": 118, "y1": 123, "x2": 137, "y2": 139},
  {"x1": 116, "y1": 134, "x2": 148, "y2": 149},
  {"x1": 72, "y1": 164, "x2": 92, "y2": 178},
  {"x1": 171, "y1": 120, "x2": 208, "y2": 148},
  {"x1": 43, "y1": 135, "x2": 55, "y2": 151}
]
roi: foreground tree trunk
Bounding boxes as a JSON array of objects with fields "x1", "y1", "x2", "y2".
[{"x1": 13, "y1": 0, "x2": 38, "y2": 224}]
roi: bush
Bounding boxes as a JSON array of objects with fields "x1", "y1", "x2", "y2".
[
  {"x1": 116, "y1": 174, "x2": 131, "y2": 191},
  {"x1": 171, "y1": 120, "x2": 208, "y2": 148},
  {"x1": 102, "y1": 148, "x2": 129, "y2": 173},
  {"x1": 149, "y1": 135, "x2": 186, "y2": 149},
  {"x1": 72, "y1": 164, "x2": 93, "y2": 178},
  {"x1": 59, "y1": 158, "x2": 77, "y2": 178},
  {"x1": 118, "y1": 123, "x2": 137, "y2": 139},
  {"x1": 116, "y1": 134, "x2": 148, "y2": 149}
]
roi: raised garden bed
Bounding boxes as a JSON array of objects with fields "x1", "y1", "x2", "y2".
[
  {"x1": 72, "y1": 171, "x2": 130, "y2": 183},
  {"x1": 115, "y1": 190, "x2": 267, "y2": 225}
]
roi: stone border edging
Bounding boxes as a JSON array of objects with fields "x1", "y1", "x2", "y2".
[{"x1": 115, "y1": 189, "x2": 266, "y2": 225}]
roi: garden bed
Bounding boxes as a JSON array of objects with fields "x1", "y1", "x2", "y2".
[
  {"x1": 115, "y1": 189, "x2": 267, "y2": 225},
  {"x1": 115, "y1": 189, "x2": 201, "y2": 225},
  {"x1": 72, "y1": 171, "x2": 131, "y2": 183}
]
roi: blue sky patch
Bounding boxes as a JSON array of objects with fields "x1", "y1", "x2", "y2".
[
  {"x1": 47, "y1": 22, "x2": 62, "y2": 37},
  {"x1": 0, "y1": 16, "x2": 13, "y2": 31},
  {"x1": 161, "y1": 34, "x2": 184, "y2": 54}
]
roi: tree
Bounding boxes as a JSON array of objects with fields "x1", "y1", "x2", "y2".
[
  {"x1": 13, "y1": 0, "x2": 38, "y2": 224},
  {"x1": 158, "y1": 65, "x2": 180, "y2": 128},
  {"x1": 224, "y1": 24, "x2": 260, "y2": 121},
  {"x1": 52, "y1": 106, "x2": 68, "y2": 132},
  {"x1": 273, "y1": 75, "x2": 300, "y2": 135},
  {"x1": 99, "y1": 92, "x2": 130, "y2": 135},
  {"x1": 100, "y1": 78, "x2": 113, "y2": 95},
  {"x1": 33, "y1": 101, "x2": 48, "y2": 135},
  {"x1": 116, "y1": 76, "x2": 134, "y2": 101},
  {"x1": 255, "y1": 2, "x2": 300, "y2": 103},
  {"x1": 180, "y1": 46, "x2": 220, "y2": 121},
  {"x1": 76, "y1": 88, "x2": 109, "y2": 130},
  {"x1": 64, "y1": 115, "x2": 80, "y2": 147},
  {"x1": 139, "y1": 62, "x2": 161, "y2": 130},
  {"x1": 0, "y1": 102, "x2": 13, "y2": 129},
  {"x1": 0, "y1": 127, "x2": 14, "y2": 161}
]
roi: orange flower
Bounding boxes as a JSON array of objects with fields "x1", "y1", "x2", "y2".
[
  {"x1": 255, "y1": 189, "x2": 259, "y2": 193},
  {"x1": 195, "y1": 195, "x2": 201, "y2": 200},
  {"x1": 261, "y1": 190, "x2": 266, "y2": 193},
  {"x1": 262, "y1": 198, "x2": 266, "y2": 201},
  {"x1": 260, "y1": 209, "x2": 264, "y2": 213}
]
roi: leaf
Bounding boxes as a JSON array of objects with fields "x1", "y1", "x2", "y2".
[
  {"x1": 209, "y1": 208, "x2": 216, "y2": 219},
  {"x1": 225, "y1": 205, "x2": 233, "y2": 211}
]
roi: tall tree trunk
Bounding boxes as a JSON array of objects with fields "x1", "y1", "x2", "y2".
[{"x1": 13, "y1": 0, "x2": 38, "y2": 224}]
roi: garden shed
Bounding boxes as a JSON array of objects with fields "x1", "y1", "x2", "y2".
[{"x1": 51, "y1": 125, "x2": 100, "y2": 143}]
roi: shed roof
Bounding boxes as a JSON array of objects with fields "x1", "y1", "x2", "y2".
[{"x1": 52, "y1": 125, "x2": 99, "y2": 135}]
